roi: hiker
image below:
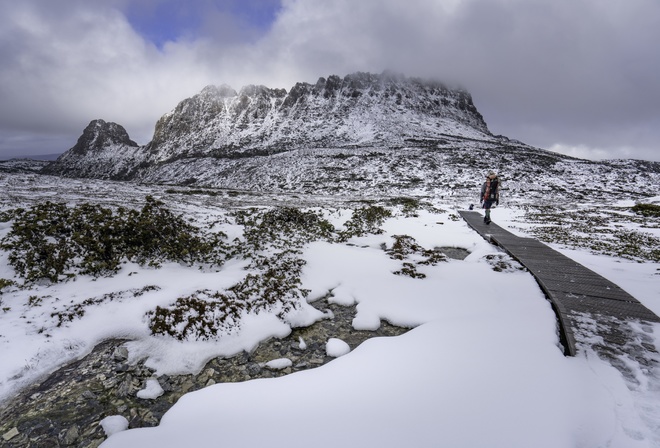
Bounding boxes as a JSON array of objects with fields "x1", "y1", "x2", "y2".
[{"x1": 480, "y1": 172, "x2": 500, "y2": 224}]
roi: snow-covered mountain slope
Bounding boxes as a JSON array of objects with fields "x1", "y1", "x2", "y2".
[
  {"x1": 134, "y1": 141, "x2": 660, "y2": 208},
  {"x1": 144, "y1": 72, "x2": 490, "y2": 161},
  {"x1": 43, "y1": 72, "x2": 493, "y2": 180},
  {"x1": 40, "y1": 71, "x2": 660, "y2": 207}
]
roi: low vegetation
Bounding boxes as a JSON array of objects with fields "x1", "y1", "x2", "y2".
[
  {"x1": 632, "y1": 203, "x2": 660, "y2": 218},
  {"x1": 521, "y1": 206, "x2": 660, "y2": 262},
  {"x1": 0, "y1": 196, "x2": 228, "y2": 283},
  {"x1": 387, "y1": 235, "x2": 447, "y2": 279},
  {"x1": 337, "y1": 205, "x2": 392, "y2": 241},
  {"x1": 0, "y1": 195, "x2": 402, "y2": 340}
]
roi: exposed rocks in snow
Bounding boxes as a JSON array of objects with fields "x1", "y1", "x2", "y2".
[
  {"x1": 0, "y1": 297, "x2": 409, "y2": 447},
  {"x1": 99, "y1": 415, "x2": 129, "y2": 438}
]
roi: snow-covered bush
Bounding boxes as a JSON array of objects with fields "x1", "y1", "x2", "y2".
[
  {"x1": 0, "y1": 196, "x2": 229, "y2": 283},
  {"x1": 147, "y1": 251, "x2": 309, "y2": 340},
  {"x1": 234, "y1": 206, "x2": 334, "y2": 252},
  {"x1": 337, "y1": 205, "x2": 392, "y2": 241},
  {"x1": 632, "y1": 203, "x2": 660, "y2": 218},
  {"x1": 387, "y1": 235, "x2": 447, "y2": 279}
]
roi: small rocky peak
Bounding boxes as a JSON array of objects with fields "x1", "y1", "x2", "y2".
[
  {"x1": 70, "y1": 119, "x2": 137, "y2": 154},
  {"x1": 342, "y1": 72, "x2": 378, "y2": 91},
  {"x1": 313, "y1": 75, "x2": 342, "y2": 98},
  {"x1": 238, "y1": 85, "x2": 287, "y2": 99},
  {"x1": 282, "y1": 82, "x2": 314, "y2": 108},
  {"x1": 200, "y1": 85, "x2": 238, "y2": 99},
  {"x1": 238, "y1": 85, "x2": 264, "y2": 97}
]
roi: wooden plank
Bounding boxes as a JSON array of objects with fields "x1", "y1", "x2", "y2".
[{"x1": 458, "y1": 210, "x2": 660, "y2": 359}]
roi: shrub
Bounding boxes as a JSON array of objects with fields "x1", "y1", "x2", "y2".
[
  {"x1": 148, "y1": 290, "x2": 242, "y2": 340},
  {"x1": 388, "y1": 197, "x2": 420, "y2": 217},
  {"x1": 147, "y1": 251, "x2": 309, "y2": 340},
  {"x1": 632, "y1": 203, "x2": 660, "y2": 218},
  {"x1": 338, "y1": 205, "x2": 392, "y2": 241},
  {"x1": 0, "y1": 197, "x2": 228, "y2": 283},
  {"x1": 387, "y1": 235, "x2": 447, "y2": 279},
  {"x1": 234, "y1": 207, "x2": 334, "y2": 252}
]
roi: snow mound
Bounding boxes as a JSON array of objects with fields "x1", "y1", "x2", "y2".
[
  {"x1": 264, "y1": 358, "x2": 293, "y2": 370},
  {"x1": 100, "y1": 415, "x2": 129, "y2": 437},
  {"x1": 326, "y1": 338, "x2": 351, "y2": 357},
  {"x1": 137, "y1": 378, "x2": 164, "y2": 400}
]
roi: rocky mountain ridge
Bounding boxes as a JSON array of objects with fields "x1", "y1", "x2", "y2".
[
  {"x1": 43, "y1": 72, "x2": 493, "y2": 180},
  {"x1": 145, "y1": 72, "x2": 489, "y2": 161},
  {"x1": 40, "y1": 71, "x2": 660, "y2": 204}
]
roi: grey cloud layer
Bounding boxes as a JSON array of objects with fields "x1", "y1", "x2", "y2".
[{"x1": 0, "y1": 0, "x2": 658, "y2": 160}]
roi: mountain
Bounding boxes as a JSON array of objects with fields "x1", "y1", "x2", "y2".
[
  {"x1": 43, "y1": 72, "x2": 490, "y2": 176},
  {"x1": 41, "y1": 119, "x2": 145, "y2": 179},
  {"x1": 41, "y1": 72, "x2": 660, "y2": 204},
  {"x1": 144, "y1": 72, "x2": 489, "y2": 162}
]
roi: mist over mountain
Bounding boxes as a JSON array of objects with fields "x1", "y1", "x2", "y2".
[{"x1": 41, "y1": 72, "x2": 660, "y2": 204}]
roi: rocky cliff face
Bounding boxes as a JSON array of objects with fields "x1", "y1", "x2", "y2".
[
  {"x1": 145, "y1": 72, "x2": 490, "y2": 163},
  {"x1": 42, "y1": 119, "x2": 146, "y2": 179},
  {"x1": 46, "y1": 71, "x2": 659, "y2": 199},
  {"x1": 43, "y1": 72, "x2": 496, "y2": 181},
  {"x1": 70, "y1": 119, "x2": 138, "y2": 154}
]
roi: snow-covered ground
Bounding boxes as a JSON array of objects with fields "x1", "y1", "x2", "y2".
[{"x1": 0, "y1": 174, "x2": 659, "y2": 447}]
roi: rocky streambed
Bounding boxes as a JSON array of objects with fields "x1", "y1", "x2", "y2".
[{"x1": 0, "y1": 297, "x2": 411, "y2": 447}]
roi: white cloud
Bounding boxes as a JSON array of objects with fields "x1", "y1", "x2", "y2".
[
  {"x1": 548, "y1": 144, "x2": 612, "y2": 161},
  {"x1": 0, "y1": 2, "x2": 217, "y2": 147},
  {"x1": 0, "y1": 0, "x2": 659, "y2": 161}
]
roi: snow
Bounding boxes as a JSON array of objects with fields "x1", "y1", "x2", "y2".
[
  {"x1": 326, "y1": 338, "x2": 350, "y2": 357},
  {"x1": 0, "y1": 175, "x2": 658, "y2": 447},
  {"x1": 99, "y1": 415, "x2": 129, "y2": 437},
  {"x1": 263, "y1": 358, "x2": 293, "y2": 370},
  {"x1": 136, "y1": 378, "x2": 164, "y2": 400}
]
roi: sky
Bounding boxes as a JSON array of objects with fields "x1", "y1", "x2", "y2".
[{"x1": 0, "y1": 0, "x2": 659, "y2": 161}]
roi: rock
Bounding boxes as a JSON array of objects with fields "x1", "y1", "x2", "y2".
[
  {"x1": 180, "y1": 379, "x2": 195, "y2": 394},
  {"x1": 116, "y1": 374, "x2": 135, "y2": 397},
  {"x1": 263, "y1": 358, "x2": 293, "y2": 370},
  {"x1": 136, "y1": 378, "x2": 164, "y2": 400},
  {"x1": 246, "y1": 362, "x2": 262, "y2": 376},
  {"x1": 0, "y1": 301, "x2": 410, "y2": 447},
  {"x1": 112, "y1": 346, "x2": 129, "y2": 362},
  {"x1": 234, "y1": 352, "x2": 250, "y2": 365},
  {"x1": 61, "y1": 424, "x2": 80, "y2": 445},
  {"x1": 100, "y1": 415, "x2": 129, "y2": 437},
  {"x1": 326, "y1": 338, "x2": 351, "y2": 357},
  {"x1": 158, "y1": 375, "x2": 173, "y2": 392},
  {"x1": 80, "y1": 390, "x2": 96, "y2": 400},
  {"x1": 2, "y1": 427, "x2": 19, "y2": 441}
]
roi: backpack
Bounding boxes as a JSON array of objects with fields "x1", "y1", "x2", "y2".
[{"x1": 484, "y1": 178, "x2": 499, "y2": 201}]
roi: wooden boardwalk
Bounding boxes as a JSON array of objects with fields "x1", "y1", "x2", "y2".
[{"x1": 459, "y1": 210, "x2": 660, "y2": 356}]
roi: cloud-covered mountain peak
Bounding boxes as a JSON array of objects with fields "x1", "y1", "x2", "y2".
[{"x1": 44, "y1": 72, "x2": 500, "y2": 182}]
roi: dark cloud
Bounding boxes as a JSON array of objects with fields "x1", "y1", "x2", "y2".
[{"x1": 0, "y1": 0, "x2": 658, "y2": 161}]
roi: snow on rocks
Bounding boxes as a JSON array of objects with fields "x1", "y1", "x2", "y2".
[
  {"x1": 100, "y1": 415, "x2": 129, "y2": 437},
  {"x1": 263, "y1": 358, "x2": 293, "y2": 370},
  {"x1": 326, "y1": 338, "x2": 351, "y2": 357},
  {"x1": 137, "y1": 378, "x2": 165, "y2": 399}
]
